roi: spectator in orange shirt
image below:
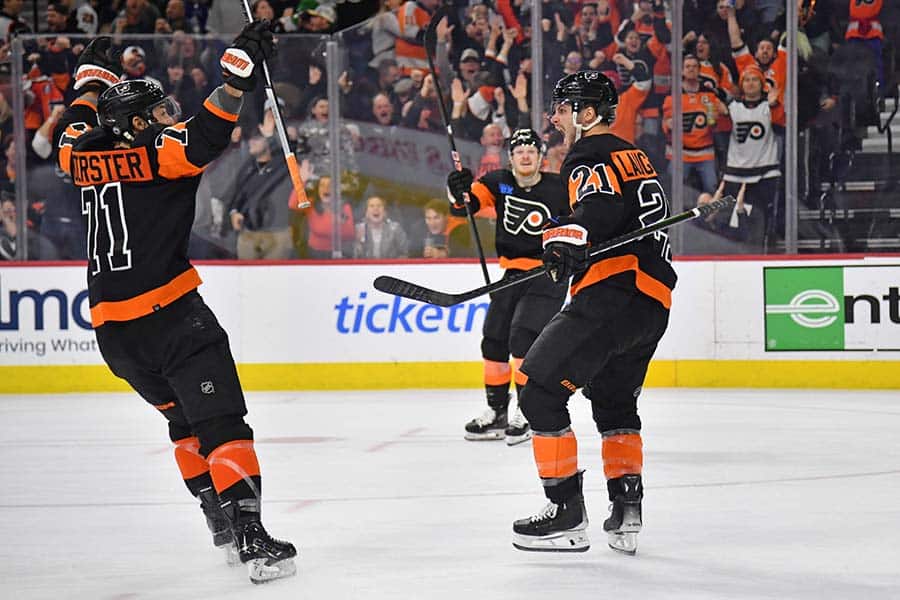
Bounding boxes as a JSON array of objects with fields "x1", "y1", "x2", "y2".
[
  {"x1": 662, "y1": 55, "x2": 726, "y2": 194},
  {"x1": 845, "y1": 0, "x2": 884, "y2": 91},
  {"x1": 301, "y1": 176, "x2": 355, "y2": 259}
]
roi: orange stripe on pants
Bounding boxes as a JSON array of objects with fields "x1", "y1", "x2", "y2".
[
  {"x1": 174, "y1": 436, "x2": 210, "y2": 480},
  {"x1": 602, "y1": 433, "x2": 643, "y2": 479},
  {"x1": 532, "y1": 431, "x2": 578, "y2": 479},
  {"x1": 208, "y1": 440, "x2": 261, "y2": 493},
  {"x1": 512, "y1": 357, "x2": 528, "y2": 386},
  {"x1": 484, "y1": 359, "x2": 511, "y2": 386}
]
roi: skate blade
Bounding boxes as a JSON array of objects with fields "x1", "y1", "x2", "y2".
[
  {"x1": 606, "y1": 532, "x2": 638, "y2": 555},
  {"x1": 219, "y1": 542, "x2": 241, "y2": 567},
  {"x1": 512, "y1": 529, "x2": 590, "y2": 552},
  {"x1": 464, "y1": 430, "x2": 505, "y2": 441},
  {"x1": 505, "y1": 430, "x2": 532, "y2": 446},
  {"x1": 248, "y1": 557, "x2": 297, "y2": 584}
]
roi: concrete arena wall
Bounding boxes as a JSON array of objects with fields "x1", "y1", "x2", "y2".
[{"x1": 0, "y1": 256, "x2": 898, "y2": 393}]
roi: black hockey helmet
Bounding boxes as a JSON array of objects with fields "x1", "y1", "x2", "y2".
[
  {"x1": 508, "y1": 128, "x2": 545, "y2": 156},
  {"x1": 552, "y1": 70, "x2": 618, "y2": 125},
  {"x1": 98, "y1": 80, "x2": 179, "y2": 141}
]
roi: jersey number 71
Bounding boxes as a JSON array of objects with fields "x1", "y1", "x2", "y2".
[{"x1": 81, "y1": 183, "x2": 133, "y2": 275}]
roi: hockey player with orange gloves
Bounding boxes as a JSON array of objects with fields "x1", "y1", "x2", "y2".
[
  {"x1": 511, "y1": 71, "x2": 675, "y2": 556},
  {"x1": 55, "y1": 23, "x2": 297, "y2": 584}
]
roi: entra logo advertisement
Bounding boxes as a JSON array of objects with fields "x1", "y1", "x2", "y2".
[{"x1": 335, "y1": 292, "x2": 488, "y2": 334}]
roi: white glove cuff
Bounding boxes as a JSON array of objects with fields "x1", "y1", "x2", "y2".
[
  {"x1": 73, "y1": 64, "x2": 120, "y2": 90},
  {"x1": 542, "y1": 224, "x2": 589, "y2": 249},
  {"x1": 220, "y1": 48, "x2": 254, "y2": 78}
]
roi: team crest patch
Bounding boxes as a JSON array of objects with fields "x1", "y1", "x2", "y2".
[
  {"x1": 200, "y1": 381, "x2": 215, "y2": 395},
  {"x1": 503, "y1": 195, "x2": 551, "y2": 236}
]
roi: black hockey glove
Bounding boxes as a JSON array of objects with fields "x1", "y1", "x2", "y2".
[
  {"x1": 541, "y1": 220, "x2": 590, "y2": 283},
  {"x1": 221, "y1": 20, "x2": 275, "y2": 92},
  {"x1": 73, "y1": 37, "x2": 123, "y2": 91},
  {"x1": 447, "y1": 167, "x2": 474, "y2": 205}
]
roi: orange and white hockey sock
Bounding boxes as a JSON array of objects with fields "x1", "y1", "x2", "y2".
[
  {"x1": 532, "y1": 427, "x2": 578, "y2": 480},
  {"x1": 601, "y1": 430, "x2": 643, "y2": 479},
  {"x1": 484, "y1": 359, "x2": 512, "y2": 410},
  {"x1": 484, "y1": 359, "x2": 511, "y2": 387},
  {"x1": 208, "y1": 440, "x2": 262, "y2": 506},
  {"x1": 174, "y1": 436, "x2": 211, "y2": 484}
]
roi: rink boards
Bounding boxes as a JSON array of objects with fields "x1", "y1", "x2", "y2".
[{"x1": 0, "y1": 256, "x2": 898, "y2": 392}]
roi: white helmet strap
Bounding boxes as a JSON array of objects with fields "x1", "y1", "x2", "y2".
[{"x1": 572, "y1": 106, "x2": 605, "y2": 142}]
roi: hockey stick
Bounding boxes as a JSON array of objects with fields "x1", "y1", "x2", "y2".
[
  {"x1": 374, "y1": 195, "x2": 736, "y2": 306},
  {"x1": 238, "y1": 1, "x2": 310, "y2": 208},
  {"x1": 424, "y1": 6, "x2": 491, "y2": 284}
]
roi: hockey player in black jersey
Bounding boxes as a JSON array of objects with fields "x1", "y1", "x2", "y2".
[
  {"x1": 447, "y1": 129, "x2": 569, "y2": 446},
  {"x1": 511, "y1": 72, "x2": 675, "y2": 555},
  {"x1": 56, "y1": 24, "x2": 297, "y2": 584}
]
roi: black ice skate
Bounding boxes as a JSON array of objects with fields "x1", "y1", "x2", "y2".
[
  {"x1": 223, "y1": 501, "x2": 297, "y2": 584},
  {"x1": 198, "y1": 487, "x2": 239, "y2": 566},
  {"x1": 504, "y1": 406, "x2": 532, "y2": 446},
  {"x1": 603, "y1": 474, "x2": 643, "y2": 555},
  {"x1": 512, "y1": 473, "x2": 589, "y2": 552},
  {"x1": 464, "y1": 407, "x2": 508, "y2": 441}
]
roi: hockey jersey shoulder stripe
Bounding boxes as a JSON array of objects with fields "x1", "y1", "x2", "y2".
[
  {"x1": 571, "y1": 254, "x2": 672, "y2": 308},
  {"x1": 71, "y1": 97, "x2": 98, "y2": 111},
  {"x1": 499, "y1": 256, "x2": 542, "y2": 271},
  {"x1": 156, "y1": 123, "x2": 205, "y2": 180},
  {"x1": 90, "y1": 267, "x2": 202, "y2": 327},
  {"x1": 203, "y1": 97, "x2": 239, "y2": 123},
  {"x1": 470, "y1": 180, "x2": 497, "y2": 212}
]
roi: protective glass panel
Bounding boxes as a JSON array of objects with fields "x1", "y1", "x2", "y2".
[{"x1": 674, "y1": 0, "x2": 788, "y2": 255}]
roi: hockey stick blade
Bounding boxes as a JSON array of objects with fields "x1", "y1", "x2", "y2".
[{"x1": 373, "y1": 196, "x2": 735, "y2": 307}]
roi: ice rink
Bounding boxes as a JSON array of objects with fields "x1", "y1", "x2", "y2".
[{"x1": 2, "y1": 387, "x2": 899, "y2": 600}]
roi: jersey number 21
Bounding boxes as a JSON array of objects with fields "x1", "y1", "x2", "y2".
[{"x1": 636, "y1": 179, "x2": 672, "y2": 263}]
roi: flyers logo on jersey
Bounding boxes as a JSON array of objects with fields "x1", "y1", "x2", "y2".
[
  {"x1": 735, "y1": 121, "x2": 766, "y2": 143},
  {"x1": 503, "y1": 194, "x2": 552, "y2": 236},
  {"x1": 682, "y1": 111, "x2": 708, "y2": 132}
]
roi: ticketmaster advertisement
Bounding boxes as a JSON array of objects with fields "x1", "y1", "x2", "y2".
[{"x1": 0, "y1": 258, "x2": 898, "y2": 390}]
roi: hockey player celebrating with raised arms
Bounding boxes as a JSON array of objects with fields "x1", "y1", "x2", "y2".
[
  {"x1": 446, "y1": 129, "x2": 569, "y2": 446},
  {"x1": 55, "y1": 23, "x2": 297, "y2": 583},
  {"x1": 511, "y1": 71, "x2": 675, "y2": 555}
]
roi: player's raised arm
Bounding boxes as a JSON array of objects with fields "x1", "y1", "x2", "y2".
[
  {"x1": 154, "y1": 20, "x2": 275, "y2": 179},
  {"x1": 56, "y1": 36, "x2": 124, "y2": 176}
]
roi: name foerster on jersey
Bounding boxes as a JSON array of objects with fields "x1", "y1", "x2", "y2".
[
  {"x1": 735, "y1": 121, "x2": 766, "y2": 143},
  {"x1": 503, "y1": 194, "x2": 552, "y2": 236}
]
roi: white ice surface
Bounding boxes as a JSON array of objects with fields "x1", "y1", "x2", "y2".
[{"x1": 1, "y1": 388, "x2": 899, "y2": 600}]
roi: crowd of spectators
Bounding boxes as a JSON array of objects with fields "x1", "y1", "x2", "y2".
[{"x1": 0, "y1": 0, "x2": 897, "y2": 259}]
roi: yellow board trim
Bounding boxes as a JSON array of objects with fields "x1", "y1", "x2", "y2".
[{"x1": 0, "y1": 360, "x2": 898, "y2": 394}]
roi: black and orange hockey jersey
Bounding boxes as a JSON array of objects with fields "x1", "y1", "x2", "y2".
[
  {"x1": 559, "y1": 133, "x2": 676, "y2": 307},
  {"x1": 450, "y1": 169, "x2": 567, "y2": 270},
  {"x1": 57, "y1": 86, "x2": 241, "y2": 327},
  {"x1": 662, "y1": 90, "x2": 718, "y2": 162}
]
